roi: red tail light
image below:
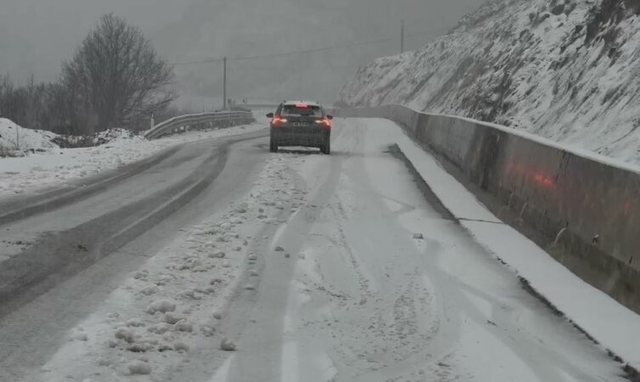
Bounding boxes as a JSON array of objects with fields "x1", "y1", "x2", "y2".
[
  {"x1": 271, "y1": 116, "x2": 287, "y2": 128},
  {"x1": 315, "y1": 118, "x2": 332, "y2": 130}
]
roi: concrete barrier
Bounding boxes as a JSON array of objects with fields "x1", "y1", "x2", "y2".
[{"x1": 338, "y1": 105, "x2": 640, "y2": 313}]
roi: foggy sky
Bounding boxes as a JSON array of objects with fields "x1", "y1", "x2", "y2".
[{"x1": 0, "y1": 0, "x2": 484, "y2": 107}]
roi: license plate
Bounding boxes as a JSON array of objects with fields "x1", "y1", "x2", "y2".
[{"x1": 292, "y1": 122, "x2": 308, "y2": 127}]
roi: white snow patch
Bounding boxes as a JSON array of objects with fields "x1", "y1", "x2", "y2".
[
  {"x1": 145, "y1": 299, "x2": 176, "y2": 315},
  {"x1": 0, "y1": 118, "x2": 58, "y2": 155}
]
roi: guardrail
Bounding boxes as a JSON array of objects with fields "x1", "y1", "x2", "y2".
[
  {"x1": 144, "y1": 111, "x2": 255, "y2": 140},
  {"x1": 338, "y1": 105, "x2": 640, "y2": 314}
]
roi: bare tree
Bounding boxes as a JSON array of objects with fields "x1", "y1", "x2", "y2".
[
  {"x1": 0, "y1": 75, "x2": 77, "y2": 134},
  {"x1": 63, "y1": 14, "x2": 174, "y2": 132}
]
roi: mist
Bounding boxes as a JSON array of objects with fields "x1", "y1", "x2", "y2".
[{"x1": 0, "y1": 0, "x2": 484, "y2": 108}]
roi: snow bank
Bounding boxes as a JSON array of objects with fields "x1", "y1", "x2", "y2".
[
  {"x1": 0, "y1": 118, "x2": 144, "y2": 157},
  {"x1": 0, "y1": 118, "x2": 59, "y2": 155}
]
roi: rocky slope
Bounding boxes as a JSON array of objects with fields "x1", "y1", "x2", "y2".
[{"x1": 339, "y1": 0, "x2": 640, "y2": 165}]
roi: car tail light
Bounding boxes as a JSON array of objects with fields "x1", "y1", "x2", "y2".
[
  {"x1": 295, "y1": 103, "x2": 308, "y2": 108},
  {"x1": 271, "y1": 116, "x2": 287, "y2": 127},
  {"x1": 315, "y1": 118, "x2": 332, "y2": 130}
]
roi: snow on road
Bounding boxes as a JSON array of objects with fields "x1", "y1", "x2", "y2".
[
  {"x1": 371, "y1": 117, "x2": 640, "y2": 372},
  {"x1": 6, "y1": 118, "x2": 639, "y2": 381},
  {"x1": 0, "y1": 123, "x2": 266, "y2": 198},
  {"x1": 222, "y1": 118, "x2": 628, "y2": 382},
  {"x1": 34, "y1": 151, "x2": 299, "y2": 381}
]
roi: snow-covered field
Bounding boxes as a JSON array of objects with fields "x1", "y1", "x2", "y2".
[
  {"x1": 0, "y1": 122, "x2": 266, "y2": 198},
  {"x1": 339, "y1": 0, "x2": 640, "y2": 165}
]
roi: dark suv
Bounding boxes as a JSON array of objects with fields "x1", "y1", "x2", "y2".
[{"x1": 267, "y1": 101, "x2": 333, "y2": 154}]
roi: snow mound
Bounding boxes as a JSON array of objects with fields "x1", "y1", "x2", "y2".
[
  {"x1": 52, "y1": 128, "x2": 144, "y2": 148},
  {"x1": 146, "y1": 299, "x2": 177, "y2": 315},
  {"x1": 0, "y1": 119, "x2": 142, "y2": 158},
  {"x1": 339, "y1": 0, "x2": 640, "y2": 165},
  {"x1": 220, "y1": 337, "x2": 237, "y2": 351},
  {"x1": 95, "y1": 128, "x2": 142, "y2": 146},
  {"x1": 0, "y1": 118, "x2": 59, "y2": 155}
]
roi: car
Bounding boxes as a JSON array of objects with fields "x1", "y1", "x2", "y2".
[{"x1": 267, "y1": 101, "x2": 333, "y2": 154}]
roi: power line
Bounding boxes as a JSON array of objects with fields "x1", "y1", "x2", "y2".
[
  {"x1": 172, "y1": 36, "x2": 395, "y2": 66},
  {"x1": 171, "y1": 26, "x2": 450, "y2": 66},
  {"x1": 179, "y1": 23, "x2": 452, "y2": 109}
]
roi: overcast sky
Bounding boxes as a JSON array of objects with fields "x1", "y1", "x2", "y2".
[{"x1": 0, "y1": 0, "x2": 484, "y2": 106}]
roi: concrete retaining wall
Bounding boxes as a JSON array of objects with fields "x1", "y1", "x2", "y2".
[{"x1": 338, "y1": 105, "x2": 640, "y2": 313}]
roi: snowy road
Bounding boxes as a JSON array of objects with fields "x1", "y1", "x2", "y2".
[
  {"x1": 0, "y1": 130, "x2": 269, "y2": 380},
  {"x1": 0, "y1": 119, "x2": 634, "y2": 381},
  {"x1": 204, "y1": 120, "x2": 628, "y2": 382}
]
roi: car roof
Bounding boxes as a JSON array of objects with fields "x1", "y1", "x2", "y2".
[{"x1": 282, "y1": 100, "x2": 321, "y2": 107}]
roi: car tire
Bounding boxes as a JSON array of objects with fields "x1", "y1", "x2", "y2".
[
  {"x1": 270, "y1": 140, "x2": 278, "y2": 153},
  {"x1": 321, "y1": 136, "x2": 331, "y2": 155}
]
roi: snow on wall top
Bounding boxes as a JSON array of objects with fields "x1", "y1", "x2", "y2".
[{"x1": 339, "y1": 0, "x2": 640, "y2": 166}]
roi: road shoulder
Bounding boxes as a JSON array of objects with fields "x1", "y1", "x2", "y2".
[{"x1": 377, "y1": 117, "x2": 640, "y2": 371}]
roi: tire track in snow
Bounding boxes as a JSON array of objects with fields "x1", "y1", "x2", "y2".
[{"x1": 198, "y1": 149, "x2": 345, "y2": 382}]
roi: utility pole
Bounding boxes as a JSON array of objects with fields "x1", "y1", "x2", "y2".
[
  {"x1": 223, "y1": 57, "x2": 227, "y2": 110},
  {"x1": 401, "y1": 20, "x2": 405, "y2": 54}
]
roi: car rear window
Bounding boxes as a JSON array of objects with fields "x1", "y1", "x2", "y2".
[{"x1": 281, "y1": 104, "x2": 323, "y2": 117}]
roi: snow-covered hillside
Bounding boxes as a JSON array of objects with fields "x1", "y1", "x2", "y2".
[{"x1": 339, "y1": 0, "x2": 640, "y2": 165}]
